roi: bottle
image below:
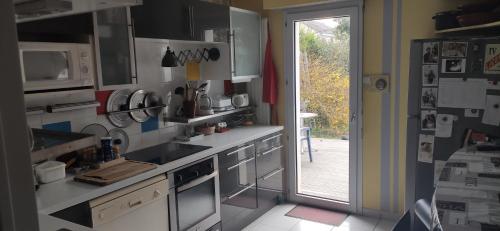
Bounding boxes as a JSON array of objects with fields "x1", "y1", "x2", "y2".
[
  {"x1": 100, "y1": 137, "x2": 114, "y2": 162},
  {"x1": 113, "y1": 139, "x2": 122, "y2": 159}
]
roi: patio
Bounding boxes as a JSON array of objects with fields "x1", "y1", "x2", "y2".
[{"x1": 299, "y1": 138, "x2": 350, "y2": 202}]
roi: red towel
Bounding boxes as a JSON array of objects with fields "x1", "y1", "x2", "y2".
[{"x1": 262, "y1": 22, "x2": 278, "y2": 106}]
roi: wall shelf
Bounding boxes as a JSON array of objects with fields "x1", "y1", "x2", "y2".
[
  {"x1": 436, "y1": 20, "x2": 500, "y2": 34},
  {"x1": 167, "y1": 107, "x2": 251, "y2": 124}
]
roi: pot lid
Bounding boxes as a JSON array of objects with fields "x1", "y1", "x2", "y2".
[
  {"x1": 129, "y1": 89, "x2": 150, "y2": 123},
  {"x1": 106, "y1": 89, "x2": 134, "y2": 128}
]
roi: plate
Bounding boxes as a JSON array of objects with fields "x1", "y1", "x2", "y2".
[
  {"x1": 80, "y1": 123, "x2": 109, "y2": 138},
  {"x1": 144, "y1": 92, "x2": 164, "y2": 117},
  {"x1": 128, "y1": 89, "x2": 149, "y2": 122},
  {"x1": 108, "y1": 128, "x2": 129, "y2": 154},
  {"x1": 106, "y1": 89, "x2": 134, "y2": 128}
]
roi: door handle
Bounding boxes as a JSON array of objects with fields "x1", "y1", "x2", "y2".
[
  {"x1": 350, "y1": 113, "x2": 357, "y2": 122},
  {"x1": 227, "y1": 157, "x2": 255, "y2": 171},
  {"x1": 226, "y1": 144, "x2": 254, "y2": 157}
]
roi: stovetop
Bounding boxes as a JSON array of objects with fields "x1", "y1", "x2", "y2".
[{"x1": 125, "y1": 143, "x2": 212, "y2": 165}]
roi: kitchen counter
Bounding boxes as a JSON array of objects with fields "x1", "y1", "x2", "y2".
[{"x1": 36, "y1": 125, "x2": 283, "y2": 215}]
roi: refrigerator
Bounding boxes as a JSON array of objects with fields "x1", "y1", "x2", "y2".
[{"x1": 406, "y1": 37, "x2": 500, "y2": 230}]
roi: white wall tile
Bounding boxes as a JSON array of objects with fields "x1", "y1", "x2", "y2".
[
  {"x1": 140, "y1": 130, "x2": 160, "y2": 148},
  {"x1": 26, "y1": 115, "x2": 42, "y2": 129}
]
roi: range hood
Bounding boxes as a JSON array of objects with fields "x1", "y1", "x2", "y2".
[{"x1": 15, "y1": 0, "x2": 142, "y2": 23}]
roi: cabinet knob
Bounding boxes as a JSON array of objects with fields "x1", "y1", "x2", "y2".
[
  {"x1": 81, "y1": 66, "x2": 89, "y2": 74},
  {"x1": 154, "y1": 189, "x2": 161, "y2": 197}
]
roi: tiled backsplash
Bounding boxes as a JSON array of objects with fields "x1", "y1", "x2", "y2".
[{"x1": 25, "y1": 39, "x2": 229, "y2": 154}]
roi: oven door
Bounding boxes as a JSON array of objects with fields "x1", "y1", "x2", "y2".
[{"x1": 169, "y1": 160, "x2": 221, "y2": 231}]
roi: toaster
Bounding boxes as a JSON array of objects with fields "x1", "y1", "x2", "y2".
[{"x1": 232, "y1": 94, "x2": 249, "y2": 108}]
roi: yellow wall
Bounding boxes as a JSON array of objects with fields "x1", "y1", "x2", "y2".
[{"x1": 233, "y1": 0, "x2": 479, "y2": 214}]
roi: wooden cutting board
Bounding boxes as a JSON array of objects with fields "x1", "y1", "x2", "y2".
[{"x1": 74, "y1": 160, "x2": 157, "y2": 186}]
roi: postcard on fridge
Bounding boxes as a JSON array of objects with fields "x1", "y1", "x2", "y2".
[
  {"x1": 421, "y1": 110, "x2": 437, "y2": 131},
  {"x1": 423, "y1": 42, "x2": 439, "y2": 64},
  {"x1": 442, "y1": 59, "x2": 466, "y2": 74},
  {"x1": 484, "y1": 44, "x2": 500, "y2": 74},
  {"x1": 422, "y1": 65, "x2": 439, "y2": 86},
  {"x1": 442, "y1": 42, "x2": 468, "y2": 57},
  {"x1": 482, "y1": 95, "x2": 500, "y2": 126},
  {"x1": 436, "y1": 114, "x2": 456, "y2": 138},
  {"x1": 421, "y1": 88, "x2": 438, "y2": 109},
  {"x1": 437, "y1": 78, "x2": 487, "y2": 109},
  {"x1": 418, "y1": 134, "x2": 435, "y2": 163}
]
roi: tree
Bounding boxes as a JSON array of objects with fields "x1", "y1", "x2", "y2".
[{"x1": 299, "y1": 18, "x2": 350, "y2": 138}]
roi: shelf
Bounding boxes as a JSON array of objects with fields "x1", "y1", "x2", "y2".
[
  {"x1": 167, "y1": 107, "x2": 251, "y2": 124},
  {"x1": 436, "y1": 20, "x2": 500, "y2": 34}
]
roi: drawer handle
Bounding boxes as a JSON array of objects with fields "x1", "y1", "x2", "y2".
[
  {"x1": 128, "y1": 199, "x2": 143, "y2": 208},
  {"x1": 226, "y1": 144, "x2": 254, "y2": 157},
  {"x1": 260, "y1": 145, "x2": 283, "y2": 157},
  {"x1": 227, "y1": 157, "x2": 255, "y2": 171},
  {"x1": 261, "y1": 168, "x2": 284, "y2": 181},
  {"x1": 227, "y1": 183, "x2": 256, "y2": 200},
  {"x1": 261, "y1": 134, "x2": 282, "y2": 143}
]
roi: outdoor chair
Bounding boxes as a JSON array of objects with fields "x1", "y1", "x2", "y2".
[{"x1": 301, "y1": 127, "x2": 313, "y2": 162}]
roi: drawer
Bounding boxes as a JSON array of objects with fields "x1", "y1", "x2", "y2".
[
  {"x1": 219, "y1": 143, "x2": 255, "y2": 169},
  {"x1": 258, "y1": 167, "x2": 283, "y2": 192},
  {"x1": 256, "y1": 145, "x2": 283, "y2": 179},
  {"x1": 256, "y1": 133, "x2": 282, "y2": 154},
  {"x1": 90, "y1": 179, "x2": 168, "y2": 227},
  {"x1": 220, "y1": 156, "x2": 256, "y2": 199}
]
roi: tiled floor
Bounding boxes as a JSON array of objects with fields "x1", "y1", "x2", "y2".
[{"x1": 242, "y1": 204, "x2": 397, "y2": 231}]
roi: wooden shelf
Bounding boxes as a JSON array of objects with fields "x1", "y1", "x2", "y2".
[
  {"x1": 167, "y1": 107, "x2": 251, "y2": 124},
  {"x1": 436, "y1": 20, "x2": 500, "y2": 34}
]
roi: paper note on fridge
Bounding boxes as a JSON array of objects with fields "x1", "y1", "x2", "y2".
[
  {"x1": 436, "y1": 114, "x2": 455, "y2": 138},
  {"x1": 482, "y1": 95, "x2": 500, "y2": 126},
  {"x1": 437, "y1": 78, "x2": 487, "y2": 109}
]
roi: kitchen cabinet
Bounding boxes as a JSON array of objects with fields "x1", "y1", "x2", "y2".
[
  {"x1": 131, "y1": 0, "x2": 229, "y2": 42},
  {"x1": 218, "y1": 132, "x2": 284, "y2": 231},
  {"x1": 230, "y1": 7, "x2": 261, "y2": 83},
  {"x1": 93, "y1": 7, "x2": 137, "y2": 90}
]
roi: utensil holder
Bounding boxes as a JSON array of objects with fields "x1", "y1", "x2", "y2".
[{"x1": 184, "y1": 100, "x2": 197, "y2": 118}]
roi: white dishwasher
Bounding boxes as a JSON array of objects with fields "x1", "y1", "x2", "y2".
[{"x1": 90, "y1": 175, "x2": 169, "y2": 231}]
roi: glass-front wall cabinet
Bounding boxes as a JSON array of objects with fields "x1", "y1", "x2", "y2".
[
  {"x1": 230, "y1": 7, "x2": 261, "y2": 82},
  {"x1": 94, "y1": 7, "x2": 137, "y2": 90}
]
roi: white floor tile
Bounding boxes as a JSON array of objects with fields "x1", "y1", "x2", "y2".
[
  {"x1": 255, "y1": 211, "x2": 300, "y2": 230},
  {"x1": 331, "y1": 215, "x2": 379, "y2": 231},
  {"x1": 374, "y1": 219, "x2": 396, "y2": 231},
  {"x1": 289, "y1": 220, "x2": 333, "y2": 231},
  {"x1": 243, "y1": 223, "x2": 289, "y2": 231}
]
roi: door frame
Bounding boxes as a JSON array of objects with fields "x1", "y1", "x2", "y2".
[{"x1": 284, "y1": 1, "x2": 364, "y2": 214}]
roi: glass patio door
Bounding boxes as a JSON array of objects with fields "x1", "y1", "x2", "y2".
[{"x1": 285, "y1": 6, "x2": 361, "y2": 213}]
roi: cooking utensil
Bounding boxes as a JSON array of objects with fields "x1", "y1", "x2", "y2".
[
  {"x1": 144, "y1": 92, "x2": 164, "y2": 117},
  {"x1": 107, "y1": 89, "x2": 134, "y2": 128},
  {"x1": 108, "y1": 128, "x2": 129, "y2": 154},
  {"x1": 81, "y1": 123, "x2": 109, "y2": 138},
  {"x1": 128, "y1": 90, "x2": 149, "y2": 123},
  {"x1": 74, "y1": 160, "x2": 157, "y2": 186}
]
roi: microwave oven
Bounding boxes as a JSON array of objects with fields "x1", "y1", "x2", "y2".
[{"x1": 18, "y1": 42, "x2": 95, "y2": 92}]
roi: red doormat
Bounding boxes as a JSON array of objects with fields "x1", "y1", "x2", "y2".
[{"x1": 285, "y1": 205, "x2": 349, "y2": 226}]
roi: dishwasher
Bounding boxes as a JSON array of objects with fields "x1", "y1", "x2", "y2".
[{"x1": 52, "y1": 175, "x2": 169, "y2": 231}]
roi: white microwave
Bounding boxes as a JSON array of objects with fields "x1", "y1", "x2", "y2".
[{"x1": 18, "y1": 42, "x2": 95, "y2": 91}]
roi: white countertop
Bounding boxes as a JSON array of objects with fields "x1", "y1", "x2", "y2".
[{"x1": 36, "y1": 125, "x2": 283, "y2": 215}]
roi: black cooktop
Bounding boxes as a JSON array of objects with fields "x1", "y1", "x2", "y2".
[{"x1": 125, "y1": 143, "x2": 211, "y2": 165}]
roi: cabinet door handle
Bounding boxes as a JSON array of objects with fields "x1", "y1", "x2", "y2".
[
  {"x1": 261, "y1": 134, "x2": 282, "y2": 143},
  {"x1": 226, "y1": 144, "x2": 254, "y2": 157},
  {"x1": 128, "y1": 199, "x2": 142, "y2": 208},
  {"x1": 231, "y1": 30, "x2": 236, "y2": 74},
  {"x1": 227, "y1": 183, "x2": 256, "y2": 200},
  {"x1": 259, "y1": 145, "x2": 283, "y2": 157},
  {"x1": 128, "y1": 8, "x2": 138, "y2": 84},
  {"x1": 261, "y1": 168, "x2": 284, "y2": 181},
  {"x1": 227, "y1": 157, "x2": 255, "y2": 171}
]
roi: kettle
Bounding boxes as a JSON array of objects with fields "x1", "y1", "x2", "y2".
[{"x1": 197, "y1": 94, "x2": 214, "y2": 115}]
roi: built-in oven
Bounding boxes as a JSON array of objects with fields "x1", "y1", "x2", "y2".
[
  {"x1": 18, "y1": 41, "x2": 95, "y2": 92},
  {"x1": 168, "y1": 156, "x2": 221, "y2": 231}
]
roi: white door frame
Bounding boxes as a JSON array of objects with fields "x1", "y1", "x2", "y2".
[
  {"x1": 284, "y1": 1, "x2": 364, "y2": 214},
  {"x1": 0, "y1": 0, "x2": 40, "y2": 230}
]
